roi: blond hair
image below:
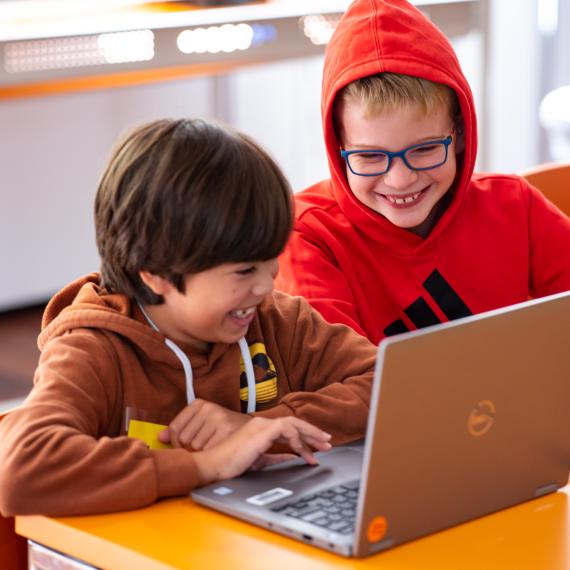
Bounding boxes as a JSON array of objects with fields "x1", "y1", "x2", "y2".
[{"x1": 335, "y1": 72, "x2": 461, "y2": 127}]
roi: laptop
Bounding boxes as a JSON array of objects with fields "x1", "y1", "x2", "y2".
[{"x1": 192, "y1": 291, "x2": 570, "y2": 557}]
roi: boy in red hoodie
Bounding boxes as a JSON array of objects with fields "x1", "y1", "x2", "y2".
[
  {"x1": 276, "y1": 0, "x2": 570, "y2": 343},
  {"x1": 0, "y1": 118, "x2": 376, "y2": 517}
]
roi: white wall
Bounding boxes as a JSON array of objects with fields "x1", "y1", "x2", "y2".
[
  {"x1": 229, "y1": 56, "x2": 327, "y2": 193},
  {"x1": 484, "y1": 0, "x2": 541, "y2": 172},
  {"x1": 0, "y1": 61, "x2": 329, "y2": 310},
  {"x1": 0, "y1": 79, "x2": 214, "y2": 309}
]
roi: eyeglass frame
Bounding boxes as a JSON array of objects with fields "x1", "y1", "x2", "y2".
[{"x1": 340, "y1": 135, "x2": 453, "y2": 177}]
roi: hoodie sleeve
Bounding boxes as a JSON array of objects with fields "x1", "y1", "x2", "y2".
[
  {"x1": 277, "y1": 222, "x2": 367, "y2": 337},
  {"x1": 526, "y1": 182, "x2": 570, "y2": 297},
  {"x1": 253, "y1": 295, "x2": 376, "y2": 444},
  {"x1": 0, "y1": 329, "x2": 199, "y2": 517}
]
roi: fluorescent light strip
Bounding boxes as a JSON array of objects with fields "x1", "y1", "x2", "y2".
[
  {"x1": 177, "y1": 23, "x2": 276, "y2": 55},
  {"x1": 299, "y1": 14, "x2": 342, "y2": 45},
  {"x1": 4, "y1": 29, "x2": 155, "y2": 73}
]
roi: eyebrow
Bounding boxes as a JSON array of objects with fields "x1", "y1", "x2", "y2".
[{"x1": 343, "y1": 134, "x2": 450, "y2": 150}]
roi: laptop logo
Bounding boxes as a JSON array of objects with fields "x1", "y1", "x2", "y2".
[
  {"x1": 384, "y1": 269, "x2": 473, "y2": 336},
  {"x1": 467, "y1": 400, "x2": 496, "y2": 437}
]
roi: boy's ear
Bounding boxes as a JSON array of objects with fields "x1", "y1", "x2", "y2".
[
  {"x1": 139, "y1": 271, "x2": 174, "y2": 295},
  {"x1": 454, "y1": 121, "x2": 465, "y2": 154}
]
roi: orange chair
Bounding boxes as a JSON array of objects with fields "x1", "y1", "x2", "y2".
[
  {"x1": 521, "y1": 162, "x2": 570, "y2": 216},
  {"x1": 0, "y1": 410, "x2": 28, "y2": 570}
]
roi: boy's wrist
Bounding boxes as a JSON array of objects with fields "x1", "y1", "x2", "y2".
[
  {"x1": 192, "y1": 450, "x2": 220, "y2": 487},
  {"x1": 153, "y1": 448, "x2": 201, "y2": 497},
  {"x1": 251, "y1": 403, "x2": 295, "y2": 420}
]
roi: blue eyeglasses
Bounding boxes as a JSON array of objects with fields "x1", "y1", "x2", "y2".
[{"x1": 340, "y1": 135, "x2": 453, "y2": 177}]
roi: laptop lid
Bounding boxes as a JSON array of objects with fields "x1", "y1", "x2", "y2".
[
  {"x1": 354, "y1": 290, "x2": 570, "y2": 556},
  {"x1": 193, "y1": 292, "x2": 570, "y2": 557}
]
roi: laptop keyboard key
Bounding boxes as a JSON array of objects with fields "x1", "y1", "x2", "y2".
[
  {"x1": 293, "y1": 506, "x2": 320, "y2": 517},
  {"x1": 301, "y1": 510, "x2": 328, "y2": 523},
  {"x1": 277, "y1": 480, "x2": 360, "y2": 532},
  {"x1": 328, "y1": 521, "x2": 352, "y2": 532}
]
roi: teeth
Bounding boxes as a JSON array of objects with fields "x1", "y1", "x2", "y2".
[
  {"x1": 232, "y1": 307, "x2": 255, "y2": 318},
  {"x1": 386, "y1": 192, "x2": 421, "y2": 205}
]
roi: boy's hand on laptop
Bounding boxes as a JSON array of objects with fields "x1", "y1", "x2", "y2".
[
  {"x1": 158, "y1": 399, "x2": 250, "y2": 451},
  {"x1": 193, "y1": 416, "x2": 332, "y2": 485}
]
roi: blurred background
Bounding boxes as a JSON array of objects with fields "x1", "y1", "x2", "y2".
[{"x1": 1, "y1": 0, "x2": 569, "y2": 407}]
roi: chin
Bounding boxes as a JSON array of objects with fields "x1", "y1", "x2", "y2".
[
  {"x1": 386, "y1": 214, "x2": 429, "y2": 229},
  {"x1": 224, "y1": 331, "x2": 247, "y2": 344}
]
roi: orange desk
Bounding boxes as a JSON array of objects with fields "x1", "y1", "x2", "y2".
[{"x1": 17, "y1": 484, "x2": 569, "y2": 569}]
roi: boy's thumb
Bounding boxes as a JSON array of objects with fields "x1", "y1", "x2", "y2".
[{"x1": 157, "y1": 428, "x2": 171, "y2": 443}]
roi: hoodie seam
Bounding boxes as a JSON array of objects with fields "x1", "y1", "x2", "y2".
[
  {"x1": 41, "y1": 309, "x2": 166, "y2": 347},
  {"x1": 97, "y1": 330, "x2": 124, "y2": 433},
  {"x1": 370, "y1": 0, "x2": 383, "y2": 66}
]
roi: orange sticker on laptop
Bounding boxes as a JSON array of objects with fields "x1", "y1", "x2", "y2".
[{"x1": 367, "y1": 516, "x2": 388, "y2": 543}]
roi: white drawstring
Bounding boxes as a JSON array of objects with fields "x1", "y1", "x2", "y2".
[
  {"x1": 138, "y1": 303, "x2": 257, "y2": 411},
  {"x1": 238, "y1": 337, "x2": 257, "y2": 414}
]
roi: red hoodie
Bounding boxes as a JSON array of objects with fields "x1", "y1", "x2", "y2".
[{"x1": 276, "y1": 0, "x2": 570, "y2": 343}]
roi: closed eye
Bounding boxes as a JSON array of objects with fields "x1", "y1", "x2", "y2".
[
  {"x1": 353, "y1": 152, "x2": 387, "y2": 161},
  {"x1": 410, "y1": 144, "x2": 439, "y2": 154},
  {"x1": 236, "y1": 266, "x2": 257, "y2": 276}
]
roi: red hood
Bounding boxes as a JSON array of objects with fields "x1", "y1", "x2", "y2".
[{"x1": 321, "y1": 0, "x2": 477, "y2": 248}]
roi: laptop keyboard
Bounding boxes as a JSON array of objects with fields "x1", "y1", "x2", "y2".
[{"x1": 270, "y1": 480, "x2": 360, "y2": 534}]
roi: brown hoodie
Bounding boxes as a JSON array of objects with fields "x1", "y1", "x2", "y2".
[{"x1": 0, "y1": 274, "x2": 375, "y2": 516}]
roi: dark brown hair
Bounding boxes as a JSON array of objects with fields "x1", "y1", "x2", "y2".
[{"x1": 95, "y1": 118, "x2": 293, "y2": 304}]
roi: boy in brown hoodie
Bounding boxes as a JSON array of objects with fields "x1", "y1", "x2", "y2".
[{"x1": 0, "y1": 118, "x2": 376, "y2": 517}]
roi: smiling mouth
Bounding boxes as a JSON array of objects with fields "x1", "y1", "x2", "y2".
[
  {"x1": 230, "y1": 307, "x2": 256, "y2": 319},
  {"x1": 378, "y1": 185, "x2": 430, "y2": 206}
]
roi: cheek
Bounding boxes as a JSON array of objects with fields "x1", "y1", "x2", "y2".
[
  {"x1": 227, "y1": 282, "x2": 249, "y2": 304},
  {"x1": 347, "y1": 172, "x2": 373, "y2": 197},
  {"x1": 346, "y1": 168, "x2": 360, "y2": 193},
  {"x1": 440, "y1": 162, "x2": 457, "y2": 187},
  {"x1": 428, "y1": 155, "x2": 457, "y2": 188}
]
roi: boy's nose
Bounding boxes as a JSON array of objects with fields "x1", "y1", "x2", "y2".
[
  {"x1": 383, "y1": 157, "x2": 418, "y2": 189},
  {"x1": 252, "y1": 275, "x2": 274, "y2": 297},
  {"x1": 252, "y1": 260, "x2": 278, "y2": 297}
]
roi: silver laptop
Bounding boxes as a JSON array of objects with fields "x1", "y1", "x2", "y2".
[{"x1": 192, "y1": 291, "x2": 570, "y2": 557}]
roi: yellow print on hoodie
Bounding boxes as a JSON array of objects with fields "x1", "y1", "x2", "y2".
[{"x1": 239, "y1": 342, "x2": 278, "y2": 404}]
